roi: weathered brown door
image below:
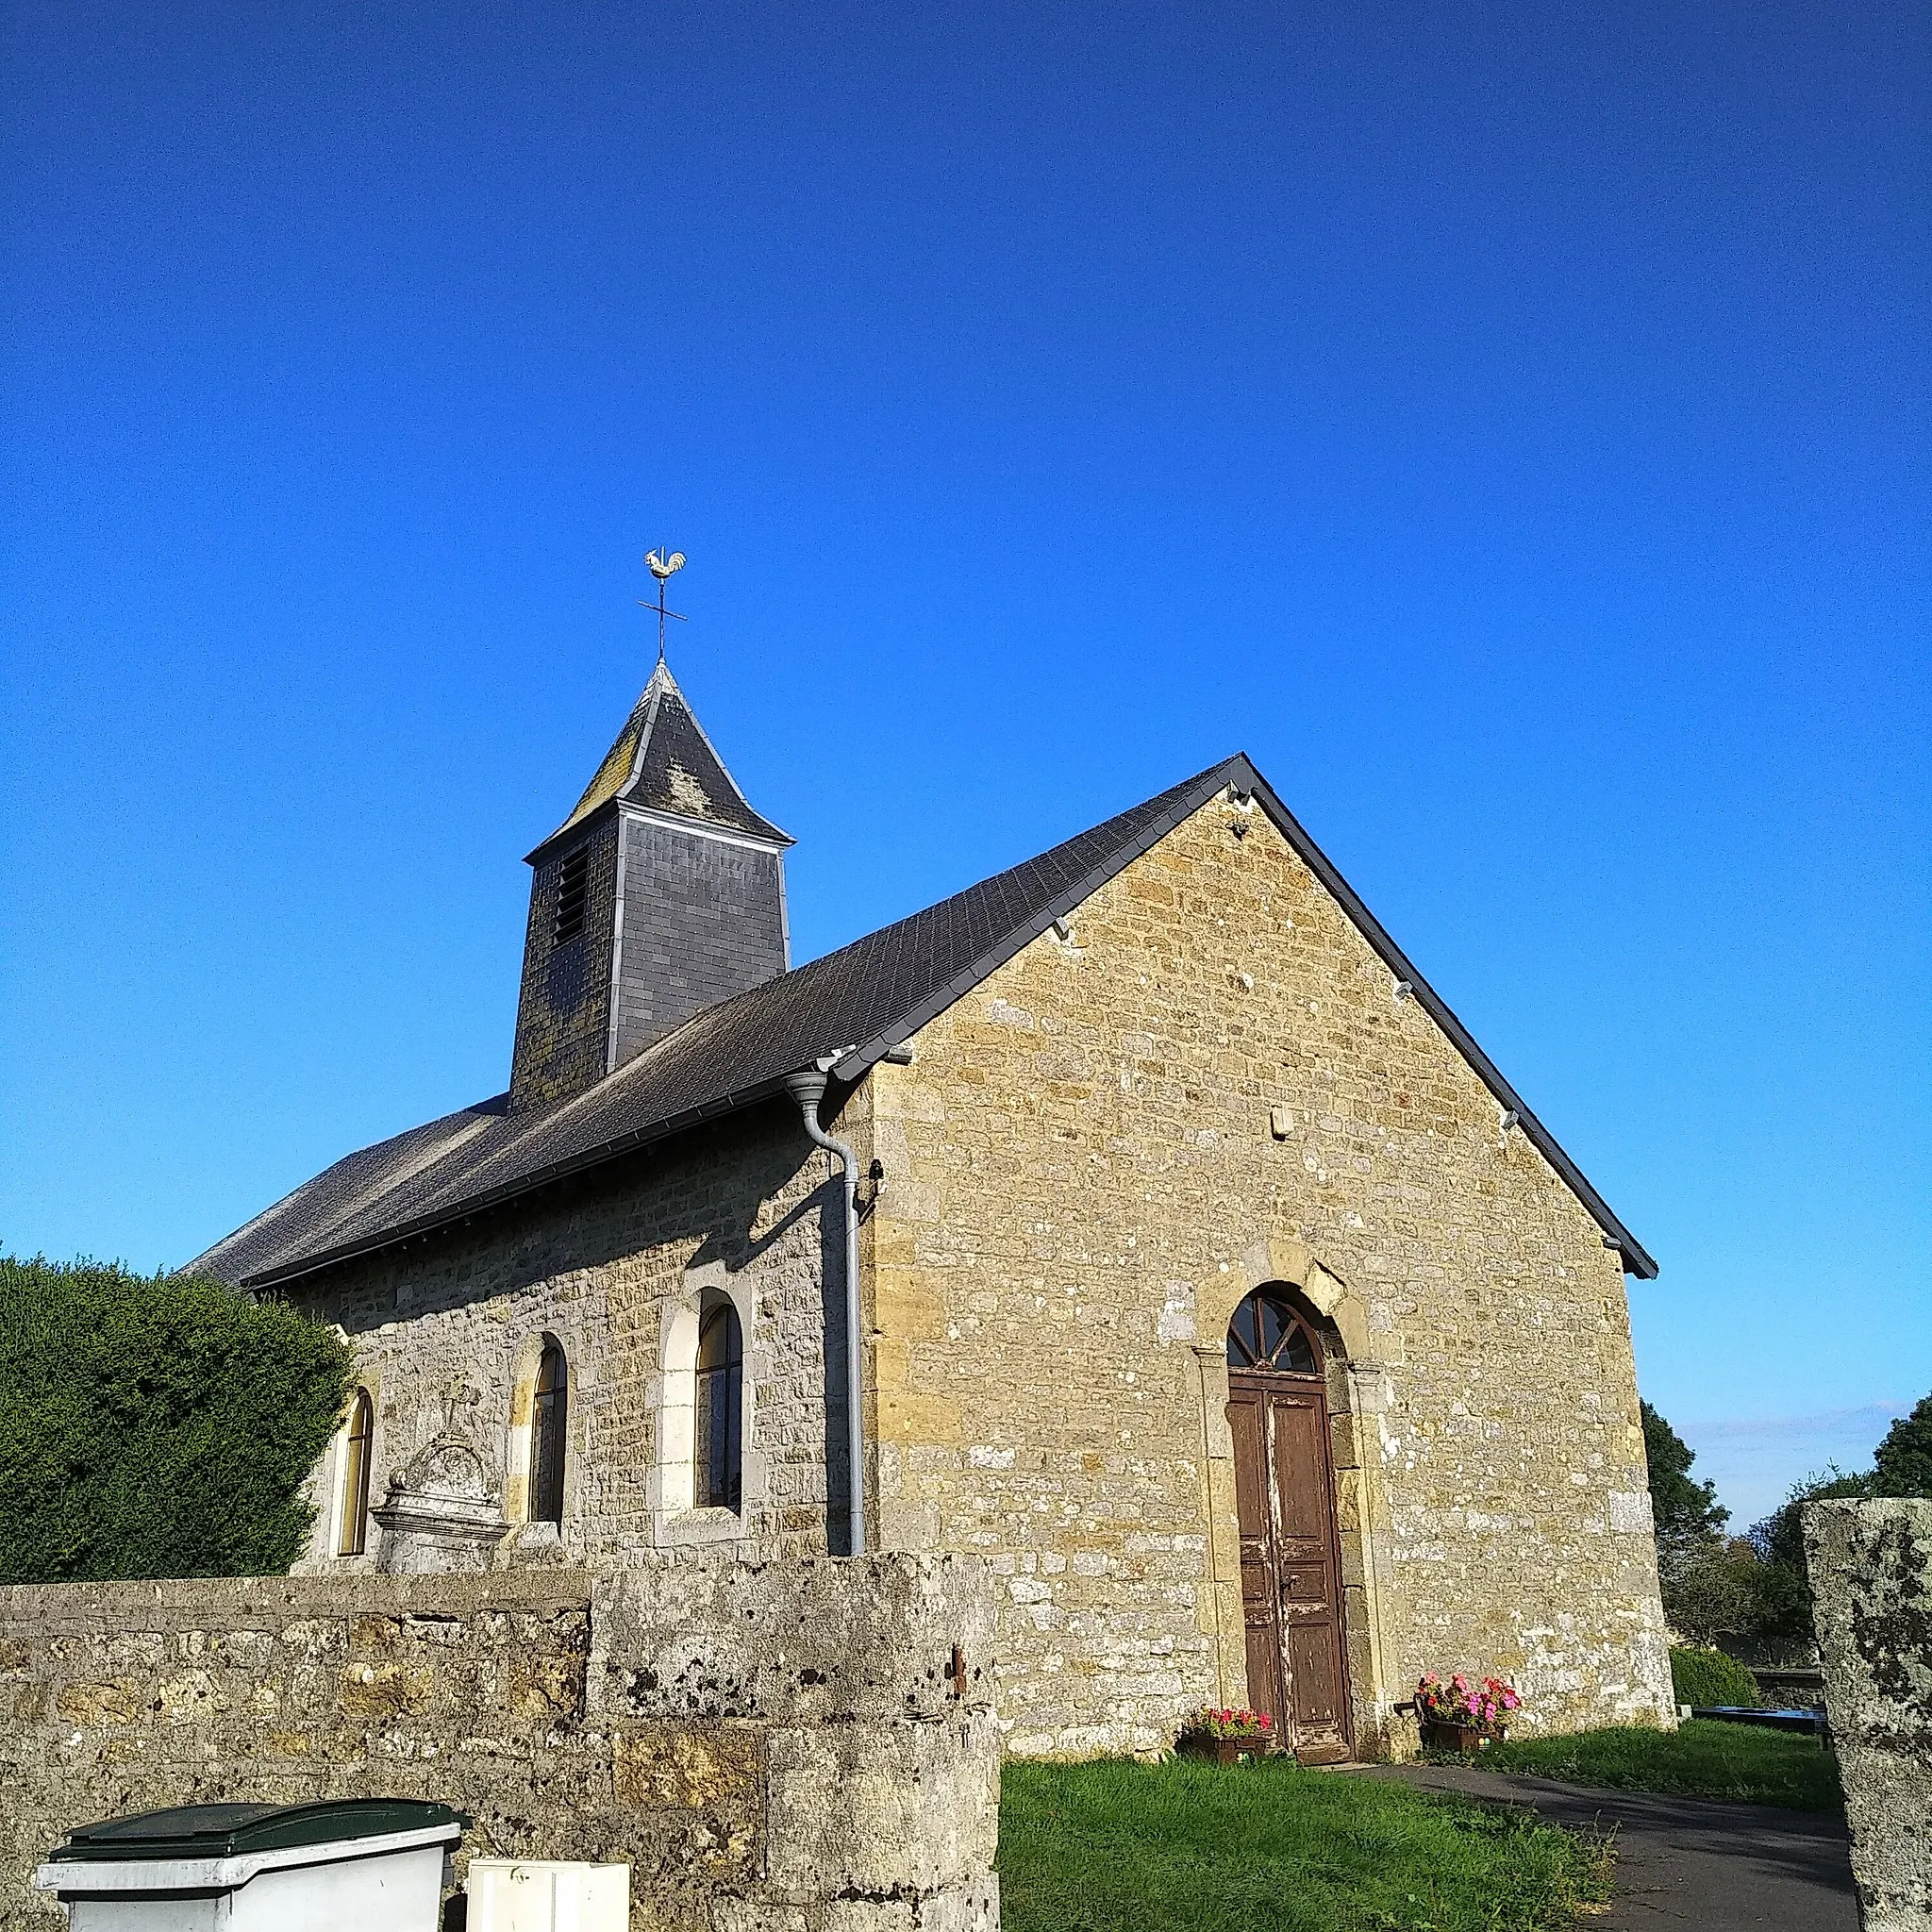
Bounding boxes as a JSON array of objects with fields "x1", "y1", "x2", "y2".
[{"x1": 1226, "y1": 1291, "x2": 1352, "y2": 1762}]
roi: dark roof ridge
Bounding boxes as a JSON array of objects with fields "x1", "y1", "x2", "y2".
[
  {"x1": 204, "y1": 753, "x2": 1653, "y2": 1289},
  {"x1": 814, "y1": 751, "x2": 1654, "y2": 1276}
]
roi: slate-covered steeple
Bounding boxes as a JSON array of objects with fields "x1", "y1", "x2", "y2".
[{"x1": 508, "y1": 662, "x2": 793, "y2": 1112}]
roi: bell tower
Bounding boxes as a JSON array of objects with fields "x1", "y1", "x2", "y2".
[{"x1": 508, "y1": 617, "x2": 792, "y2": 1111}]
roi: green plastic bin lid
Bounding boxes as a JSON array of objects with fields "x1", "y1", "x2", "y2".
[{"x1": 52, "y1": 1800, "x2": 467, "y2": 1862}]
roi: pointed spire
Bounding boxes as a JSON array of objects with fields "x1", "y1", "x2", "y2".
[{"x1": 541, "y1": 660, "x2": 791, "y2": 852}]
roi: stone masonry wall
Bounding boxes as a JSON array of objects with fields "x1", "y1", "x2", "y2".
[
  {"x1": 855, "y1": 786, "x2": 1672, "y2": 1757},
  {"x1": 0, "y1": 1559, "x2": 998, "y2": 1932},
  {"x1": 291, "y1": 1099, "x2": 847, "y2": 1571},
  {"x1": 1805, "y1": 1498, "x2": 1932, "y2": 1932}
]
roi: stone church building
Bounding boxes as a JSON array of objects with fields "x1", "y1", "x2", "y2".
[{"x1": 195, "y1": 660, "x2": 1674, "y2": 1759}]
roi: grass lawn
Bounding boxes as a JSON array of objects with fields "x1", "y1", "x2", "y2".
[
  {"x1": 998, "y1": 1756, "x2": 1612, "y2": 1932},
  {"x1": 1451, "y1": 1720, "x2": 1842, "y2": 1813}
]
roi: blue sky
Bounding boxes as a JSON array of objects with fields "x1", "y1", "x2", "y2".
[{"x1": 3, "y1": 0, "x2": 1925, "y2": 1527}]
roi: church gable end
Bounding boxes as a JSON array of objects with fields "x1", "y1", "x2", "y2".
[{"x1": 859, "y1": 787, "x2": 1669, "y2": 1756}]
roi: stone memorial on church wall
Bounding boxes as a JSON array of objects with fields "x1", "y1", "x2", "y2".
[{"x1": 371, "y1": 1386, "x2": 508, "y2": 1574}]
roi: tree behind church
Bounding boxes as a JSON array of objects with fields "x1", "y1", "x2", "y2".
[
  {"x1": 1642, "y1": 1400, "x2": 1763, "y2": 1648},
  {"x1": 1871, "y1": 1393, "x2": 1932, "y2": 1497},
  {"x1": 1741, "y1": 1394, "x2": 1932, "y2": 1656},
  {"x1": 1641, "y1": 1401, "x2": 1729, "y2": 1582},
  {"x1": 0, "y1": 1256, "x2": 352, "y2": 1582}
]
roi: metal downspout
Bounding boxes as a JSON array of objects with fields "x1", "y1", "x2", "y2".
[{"x1": 783, "y1": 1066, "x2": 866, "y2": 1557}]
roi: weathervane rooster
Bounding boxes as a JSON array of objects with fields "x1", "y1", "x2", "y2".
[{"x1": 641, "y1": 548, "x2": 688, "y2": 663}]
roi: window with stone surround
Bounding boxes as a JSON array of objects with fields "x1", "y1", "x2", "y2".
[
  {"x1": 530, "y1": 1340, "x2": 569, "y2": 1524},
  {"x1": 651, "y1": 1265, "x2": 759, "y2": 1546},
  {"x1": 695, "y1": 1297, "x2": 743, "y2": 1511},
  {"x1": 335, "y1": 1388, "x2": 374, "y2": 1556}
]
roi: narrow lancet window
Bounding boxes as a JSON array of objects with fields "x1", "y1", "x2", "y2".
[
  {"x1": 337, "y1": 1389, "x2": 374, "y2": 1557},
  {"x1": 694, "y1": 1300, "x2": 743, "y2": 1511},
  {"x1": 530, "y1": 1341, "x2": 569, "y2": 1524}
]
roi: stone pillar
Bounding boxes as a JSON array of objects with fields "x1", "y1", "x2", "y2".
[
  {"x1": 1804, "y1": 1498, "x2": 1932, "y2": 1932},
  {"x1": 1191, "y1": 1342, "x2": 1244, "y2": 1711},
  {"x1": 1340, "y1": 1359, "x2": 1395, "y2": 1757}
]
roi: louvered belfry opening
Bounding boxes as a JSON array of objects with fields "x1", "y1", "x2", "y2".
[
  {"x1": 552, "y1": 845, "x2": 591, "y2": 948},
  {"x1": 508, "y1": 661, "x2": 794, "y2": 1112}
]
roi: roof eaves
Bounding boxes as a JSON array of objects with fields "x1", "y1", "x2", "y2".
[
  {"x1": 524, "y1": 793, "x2": 620, "y2": 867},
  {"x1": 221, "y1": 1105, "x2": 506, "y2": 1282},
  {"x1": 238, "y1": 1074, "x2": 801, "y2": 1293}
]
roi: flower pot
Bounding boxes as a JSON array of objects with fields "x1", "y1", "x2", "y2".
[
  {"x1": 1419, "y1": 1719, "x2": 1505, "y2": 1754},
  {"x1": 1177, "y1": 1733, "x2": 1272, "y2": 1766}
]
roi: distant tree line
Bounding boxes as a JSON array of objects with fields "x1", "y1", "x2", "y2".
[
  {"x1": 1643, "y1": 1392, "x2": 1932, "y2": 1660},
  {"x1": 0, "y1": 1255, "x2": 353, "y2": 1583}
]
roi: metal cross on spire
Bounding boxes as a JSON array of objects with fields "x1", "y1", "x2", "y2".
[{"x1": 641, "y1": 548, "x2": 688, "y2": 664}]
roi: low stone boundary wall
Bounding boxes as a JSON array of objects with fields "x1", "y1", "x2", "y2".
[
  {"x1": 0, "y1": 1557, "x2": 998, "y2": 1931},
  {"x1": 1805, "y1": 1498, "x2": 1932, "y2": 1932}
]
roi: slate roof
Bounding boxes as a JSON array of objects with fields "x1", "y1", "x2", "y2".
[
  {"x1": 541, "y1": 660, "x2": 792, "y2": 852},
  {"x1": 192, "y1": 754, "x2": 1656, "y2": 1291}
]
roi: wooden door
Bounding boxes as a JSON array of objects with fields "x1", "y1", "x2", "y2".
[
  {"x1": 1227, "y1": 1378, "x2": 1287, "y2": 1731},
  {"x1": 1228, "y1": 1365, "x2": 1353, "y2": 1762}
]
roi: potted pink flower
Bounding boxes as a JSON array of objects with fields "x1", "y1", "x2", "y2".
[
  {"x1": 1412, "y1": 1672, "x2": 1521, "y2": 1753},
  {"x1": 1176, "y1": 1706, "x2": 1277, "y2": 1765}
]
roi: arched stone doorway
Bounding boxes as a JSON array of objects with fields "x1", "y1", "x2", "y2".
[{"x1": 1225, "y1": 1286, "x2": 1354, "y2": 1762}]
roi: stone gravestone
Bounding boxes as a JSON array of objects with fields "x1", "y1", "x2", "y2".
[{"x1": 1805, "y1": 1498, "x2": 1932, "y2": 1932}]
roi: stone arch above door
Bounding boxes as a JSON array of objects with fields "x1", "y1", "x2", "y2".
[{"x1": 1232, "y1": 1238, "x2": 1367, "y2": 1363}]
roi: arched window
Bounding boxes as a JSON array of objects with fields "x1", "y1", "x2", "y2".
[
  {"x1": 337, "y1": 1389, "x2": 374, "y2": 1557},
  {"x1": 530, "y1": 1341, "x2": 569, "y2": 1525},
  {"x1": 1226, "y1": 1290, "x2": 1319, "y2": 1374},
  {"x1": 695, "y1": 1299, "x2": 743, "y2": 1511}
]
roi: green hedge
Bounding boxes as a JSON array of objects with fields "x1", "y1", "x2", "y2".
[
  {"x1": 0, "y1": 1256, "x2": 353, "y2": 1583},
  {"x1": 1669, "y1": 1645, "x2": 1761, "y2": 1709}
]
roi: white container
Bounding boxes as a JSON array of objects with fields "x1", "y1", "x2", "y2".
[
  {"x1": 467, "y1": 1859, "x2": 629, "y2": 1932},
  {"x1": 35, "y1": 1801, "x2": 462, "y2": 1932}
]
